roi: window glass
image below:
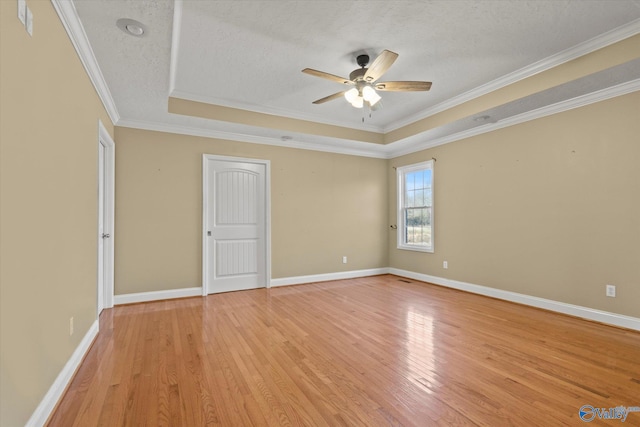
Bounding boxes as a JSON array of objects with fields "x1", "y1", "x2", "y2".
[{"x1": 397, "y1": 161, "x2": 434, "y2": 252}]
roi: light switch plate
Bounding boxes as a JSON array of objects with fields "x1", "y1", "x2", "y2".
[
  {"x1": 18, "y1": 0, "x2": 26, "y2": 25},
  {"x1": 26, "y1": 6, "x2": 33, "y2": 36},
  {"x1": 606, "y1": 284, "x2": 616, "y2": 298}
]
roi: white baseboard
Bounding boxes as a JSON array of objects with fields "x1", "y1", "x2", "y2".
[
  {"x1": 388, "y1": 268, "x2": 640, "y2": 331},
  {"x1": 25, "y1": 319, "x2": 99, "y2": 427},
  {"x1": 23, "y1": 268, "x2": 639, "y2": 427},
  {"x1": 114, "y1": 287, "x2": 202, "y2": 305},
  {"x1": 109, "y1": 271, "x2": 640, "y2": 331},
  {"x1": 270, "y1": 268, "x2": 388, "y2": 288}
]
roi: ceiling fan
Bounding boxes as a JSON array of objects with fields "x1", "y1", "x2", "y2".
[{"x1": 302, "y1": 50, "x2": 432, "y2": 109}]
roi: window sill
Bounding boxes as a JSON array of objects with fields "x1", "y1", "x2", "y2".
[{"x1": 397, "y1": 244, "x2": 434, "y2": 253}]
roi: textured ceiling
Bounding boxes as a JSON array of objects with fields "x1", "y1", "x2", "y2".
[{"x1": 71, "y1": 0, "x2": 640, "y2": 156}]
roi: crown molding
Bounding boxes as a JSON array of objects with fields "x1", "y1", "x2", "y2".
[
  {"x1": 384, "y1": 18, "x2": 640, "y2": 133},
  {"x1": 116, "y1": 119, "x2": 389, "y2": 159},
  {"x1": 386, "y1": 78, "x2": 640, "y2": 158},
  {"x1": 169, "y1": 90, "x2": 383, "y2": 134},
  {"x1": 495, "y1": 78, "x2": 640, "y2": 129},
  {"x1": 120, "y1": 79, "x2": 639, "y2": 160},
  {"x1": 50, "y1": 0, "x2": 120, "y2": 125},
  {"x1": 53, "y1": 0, "x2": 639, "y2": 161}
]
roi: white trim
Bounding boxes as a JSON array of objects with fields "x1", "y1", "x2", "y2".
[
  {"x1": 386, "y1": 79, "x2": 640, "y2": 158},
  {"x1": 265, "y1": 163, "x2": 272, "y2": 289},
  {"x1": 25, "y1": 320, "x2": 99, "y2": 427},
  {"x1": 170, "y1": 90, "x2": 383, "y2": 133},
  {"x1": 119, "y1": 78, "x2": 640, "y2": 161},
  {"x1": 97, "y1": 137, "x2": 105, "y2": 313},
  {"x1": 117, "y1": 119, "x2": 388, "y2": 159},
  {"x1": 495, "y1": 78, "x2": 640, "y2": 129},
  {"x1": 270, "y1": 268, "x2": 388, "y2": 288},
  {"x1": 384, "y1": 18, "x2": 640, "y2": 133},
  {"x1": 202, "y1": 155, "x2": 272, "y2": 295},
  {"x1": 98, "y1": 121, "x2": 115, "y2": 309},
  {"x1": 136, "y1": 16, "x2": 640, "y2": 136},
  {"x1": 114, "y1": 287, "x2": 202, "y2": 305},
  {"x1": 202, "y1": 155, "x2": 208, "y2": 296},
  {"x1": 112, "y1": 270, "x2": 639, "y2": 330},
  {"x1": 168, "y1": 0, "x2": 183, "y2": 94},
  {"x1": 48, "y1": 0, "x2": 638, "y2": 158},
  {"x1": 22, "y1": 266, "x2": 639, "y2": 426},
  {"x1": 388, "y1": 268, "x2": 640, "y2": 332},
  {"x1": 50, "y1": 0, "x2": 119, "y2": 124},
  {"x1": 396, "y1": 160, "x2": 435, "y2": 253}
]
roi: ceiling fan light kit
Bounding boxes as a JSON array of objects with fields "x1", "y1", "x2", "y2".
[
  {"x1": 362, "y1": 85, "x2": 381, "y2": 105},
  {"x1": 302, "y1": 49, "x2": 431, "y2": 116},
  {"x1": 344, "y1": 84, "x2": 380, "y2": 109},
  {"x1": 344, "y1": 87, "x2": 360, "y2": 106}
]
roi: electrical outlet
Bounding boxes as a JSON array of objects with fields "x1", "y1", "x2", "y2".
[
  {"x1": 606, "y1": 284, "x2": 616, "y2": 298},
  {"x1": 342, "y1": 256, "x2": 347, "y2": 264},
  {"x1": 443, "y1": 261, "x2": 448, "y2": 269},
  {"x1": 69, "y1": 317, "x2": 74, "y2": 336}
]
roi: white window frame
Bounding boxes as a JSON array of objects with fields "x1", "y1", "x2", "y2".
[{"x1": 397, "y1": 160, "x2": 434, "y2": 253}]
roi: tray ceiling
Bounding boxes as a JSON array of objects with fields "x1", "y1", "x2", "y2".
[{"x1": 70, "y1": 0, "x2": 640, "y2": 157}]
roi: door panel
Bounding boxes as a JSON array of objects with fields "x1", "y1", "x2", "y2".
[
  {"x1": 216, "y1": 169, "x2": 258, "y2": 224},
  {"x1": 216, "y1": 239, "x2": 258, "y2": 277},
  {"x1": 205, "y1": 159, "x2": 267, "y2": 294}
]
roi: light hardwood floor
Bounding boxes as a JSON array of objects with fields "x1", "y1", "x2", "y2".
[{"x1": 47, "y1": 275, "x2": 640, "y2": 426}]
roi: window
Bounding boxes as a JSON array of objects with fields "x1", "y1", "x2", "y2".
[{"x1": 397, "y1": 160, "x2": 434, "y2": 252}]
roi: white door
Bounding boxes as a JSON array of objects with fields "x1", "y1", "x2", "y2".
[
  {"x1": 204, "y1": 157, "x2": 269, "y2": 294},
  {"x1": 98, "y1": 141, "x2": 105, "y2": 313},
  {"x1": 97, "y1": 121, "x2": 114, "y2": 312}
]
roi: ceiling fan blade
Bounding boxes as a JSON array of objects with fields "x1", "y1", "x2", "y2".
[
  {"x1": 312, "y1": 91, "x2": 347, "y2": 104},
  {"x1": 302, "y1": 68, "x2": 354, "y2": 85},
  {"x1": 374, "y1": 81, "x2": 432, "y2": 91},
  {"x1": 363, "y1": 50, "x2": 398, "y2": 83}
]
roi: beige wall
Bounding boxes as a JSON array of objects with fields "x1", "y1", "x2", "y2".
[
  {"x1": 169, "y1": 97, "x2": 386, "y2": 144},
  {"x1": 0, "y1": 1, "x2": 114, "y2": 426},
  {"x1": 2, "y1": 2, "x2": 639, "y2": 425},
  {"x1": 390, "y1": 91, "x2": 640, "y2": 318},
  {"x1": 386, "y1": 34, "x2": 640, "y2": 143},
  {"x1": 113, "y1": 128, "x2": 389, "y2": 294}
]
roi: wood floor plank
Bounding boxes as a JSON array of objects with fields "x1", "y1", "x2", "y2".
[{"x1": 46, "y1": 275, "x2": 640, "y2": 426}]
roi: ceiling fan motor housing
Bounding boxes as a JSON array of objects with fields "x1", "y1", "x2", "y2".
[
  {"x1": 349, "y1": 68, "x2": 367, "y2": 81},
  {"x1": 356, "y1": 54, "x2": 370, "y2": 68}
]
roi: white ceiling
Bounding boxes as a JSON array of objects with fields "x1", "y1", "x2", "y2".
[{"x1": 70, "y1": 0, "x2": 640, "y2": 157}]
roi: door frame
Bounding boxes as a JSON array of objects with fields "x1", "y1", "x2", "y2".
[
  {"x1": 202, "y1": 154, "x2": 271, "y2": 296},
  {"x1": 98, "y1": 120, "x2": 115, "y2": 311}
]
